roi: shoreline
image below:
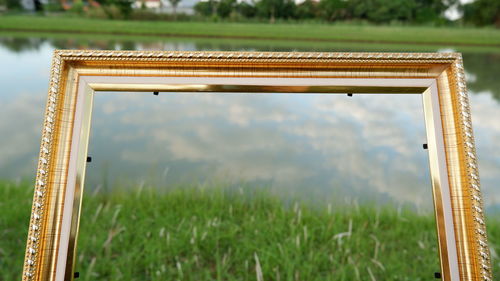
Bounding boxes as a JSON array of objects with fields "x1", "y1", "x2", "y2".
[{"x1": 1, "y1": 15, "x2": 500, "y2": 48}]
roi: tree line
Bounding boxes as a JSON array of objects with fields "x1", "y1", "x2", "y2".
[
  {"x1": 1, "y1": 0, "x2": 499, "y2": 27},
  {"x1": 193, "y1": 0, "x2": 499, "y2": 26},
  {"x1": 196, "y1": 0, "x2": 448, "y2": 24}
]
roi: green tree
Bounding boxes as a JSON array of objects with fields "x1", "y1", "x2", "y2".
[
  {"x1": 4, "y1": 0, "x2": 22, "y2": 10},
  {"x1": 33, "y1": 0, "x2": 44, "y2": 11},
  {"x1": 462, "y1": 0, "x2": 500, "y2": 27},
  {"x1": 256, "y1": 0, "x2": 295, "y2": 23},
  {"x1": 318, "y1": 0, "x2": 348, "y2": 21},
  {"x1": 295, "y1": 0, "x2": 319, "y2": 20},
  {"x1": 167, "y1": 0, "x2": 182, "y2": 19},
  {"x1": 217, "y1": 0, "x2": 236, "y2": 18},
  {"x1": 412, "y1": 0, "x2": 447, "y2": 24},
  {"x1": 348, "y1": 0, "x2": 415, "y2": 23},
  {"x1": 194, "y1": 0, "x2": 217, "y2": 17},
  {"x1": 235, "y1": 1, "x2": 257, "y2": 18},
  {"x1": 319, "y1": 0, "x2": 453, "y2": 24},
  {"x1": 94, "y1": 0, "x2": 134, "y2": 18},
  {"x1": 194, "y1": 1, "x2": 210, "y2": 16}
]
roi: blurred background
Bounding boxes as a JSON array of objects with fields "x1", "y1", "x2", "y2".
[{"x1": 0, "y1": 0, "x2": 499, "y2": 280}]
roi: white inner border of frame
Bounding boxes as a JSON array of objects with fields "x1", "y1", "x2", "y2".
[{"x1": 56, "y1": 76, "x2": 459, "y2": 280}]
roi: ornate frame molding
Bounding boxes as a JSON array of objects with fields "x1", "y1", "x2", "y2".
[{"x1": 22, "y1": 50, "x2": 492, "y2": 281}]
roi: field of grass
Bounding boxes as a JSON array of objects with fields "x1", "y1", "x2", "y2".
[
  {"x1": 1, "y1": 15, "x2": 500, "y2": 47},
  {"x1": 1, "y1": 181, "x2": 499, "y2": 280}
]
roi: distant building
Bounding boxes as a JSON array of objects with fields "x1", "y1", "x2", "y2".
[
  {"x1": 20, "y1": 0, "x2": 197, "y2": 14},
  {"x1": 133, "y1": 0, "x2": 198, "y2": 15},
  {"x1": 133, "y1": 0, "x2": 162, "y2": 10},
  {"x1": 294, "y1": 0, "x2": 319, "y2": 5},
  {"x1": 21, "y1": 0, "x2": 100, "y2": 10}
]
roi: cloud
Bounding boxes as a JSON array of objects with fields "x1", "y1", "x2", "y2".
[
  {"x1": 0, "y1": 93, "x2": 45, "y2": 177},
  {"x1": 88, "y1": 92, "x2": 436, "y2": 210},
  {"x1": 470, "y1": 93, "x2": 500, "y2": 208}
]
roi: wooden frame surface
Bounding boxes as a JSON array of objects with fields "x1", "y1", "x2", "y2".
[{"x1": 22, "y1": 50, "x2": 492, "y2": 281}]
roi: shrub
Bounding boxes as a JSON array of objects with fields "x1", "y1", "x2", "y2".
[
  {"x1": 236, "y1": 1, "x2": 257, "y2": 18},
  {"x1": 43, "y1": 1, "x2": 64, "y2": 12},
  {"x1": 86, "y1": 6, "x2": 108, "y2": 19},
  {"x1": 129, "y1": 9, "x2": 163, "y2": 20},
  {"x1": 194, "y1": 1, "x2": 213, "y2": 17},
  {"x1": 103, "y1": 4, "x2": 124, "y2": 19},
  {"x1": 5, "y1": 0, "x2": 21, "y2": 10},
  {"x1": 69, "y1": 0, "x2": 86, "y2": 15}
]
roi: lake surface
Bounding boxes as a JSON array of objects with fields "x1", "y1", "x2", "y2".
[{"x1": 0, "y1": 33, "x2": 499, "y2": 214}]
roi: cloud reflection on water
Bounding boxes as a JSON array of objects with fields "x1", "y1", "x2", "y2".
[
  {"x1": 0, "y1": 39, "x2": 499, "y2": 213},
  {"x1": 85, "y1": 92, "x2": 433, "y2": 211}
]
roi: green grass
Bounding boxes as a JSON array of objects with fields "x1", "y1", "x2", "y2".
[
  {"x1": 1, "y1": 182, "x2": 500, "y2": 280},
  {"x1": 0, "y1": 181, "x2": 34, "y2": 281},
  {"x1": 77, "y1": 185, "x2": 441, "y2": 281},
  {"x1": 1, "y1": 15, "x2": 500, "y2": 47}
]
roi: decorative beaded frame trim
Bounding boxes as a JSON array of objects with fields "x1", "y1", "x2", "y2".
[
  {"x1": 452, "y1": 57, "x2": 491, "y2": 281},
  {"x1": 23, "y1": 52, "x2": 62, "y2": 279},
  {"x1": 22, "y1": 50, "x2": 492, "y2": 281}
]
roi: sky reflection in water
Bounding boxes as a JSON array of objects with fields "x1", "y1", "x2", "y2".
[
  {"x1": 87, "y1": 91, "x2": 430, "y2": 211},
  {"x1": 0, "y1": 37, "x2": 499, "y2": 214}
]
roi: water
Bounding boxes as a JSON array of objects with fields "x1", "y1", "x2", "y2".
[
  {"x1": 0, "y1": 33, "x2": 499, "y2": 214},
  {"x1": 89, "y1": 92, "x2": 430, "y2": 211}
]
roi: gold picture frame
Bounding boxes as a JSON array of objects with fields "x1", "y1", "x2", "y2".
[{"x1": 22, "y1": 50, "x2": 492, "y2": 281}]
